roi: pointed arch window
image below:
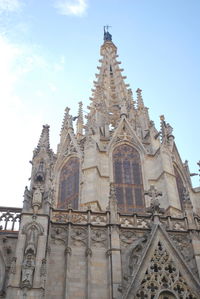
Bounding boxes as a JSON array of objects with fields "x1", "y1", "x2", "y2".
[
  {"x1": 113, "y1": 144, "x2": 144, "y2": 213},
  {"x1": 57, "y1": 157, "x2": 79, "y2": 209},
  {"x1": 174, "y1": 167, "x2": 185, "y2": 208}
]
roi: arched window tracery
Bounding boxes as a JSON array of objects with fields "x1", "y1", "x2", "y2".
[
  {"x1": 158, "y1": 290, "x2": 176, "y2": 299},
  {"x1": 113, "y1": 144, "x2": 144, "y2": 213},
  {"x1": 174, "y1": 167, "x2": 185, "y2": 208},
  {"x1": 57, "y1": 157, "x2": 79, "y2": 209}
]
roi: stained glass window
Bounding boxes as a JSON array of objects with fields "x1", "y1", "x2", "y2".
[
  {"x1": 174, "y1": 167, "x2": 185, "y2": 208},
  {"x1": 113, "y1": 144, "x2": 144, "y2": 213},
  {"x1": 57, "y1": 157, "x2": 79, "y2": 209}
]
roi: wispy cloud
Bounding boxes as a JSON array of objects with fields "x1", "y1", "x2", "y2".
[
  {"x1": 54, "y1": 0, "x2": 88, "y2": 17},
  {"x1": 0, "y1": 0, "x2": 22, "y2": 13}
]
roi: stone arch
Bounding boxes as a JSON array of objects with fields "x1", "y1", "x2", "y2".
[
  {"x1": 57, "y1": 156, "x2": 80, "y2": 209},
  {"x1": 156, "y1": 289, "x2": 177, "y2": 299},
  {"x1": 22, "y1": 221, "x2": 44, "y2": 236},
  {"x1": 112, "y1": 144, "x2": 144, "y2": 213},
  {"x1": 22, "y1": 221, "x2": 44, "y2": 255}
]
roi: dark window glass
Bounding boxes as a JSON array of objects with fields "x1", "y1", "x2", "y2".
[
  {"x1": 116, "y1": 187, "x2": 124, "y2": 205},
  {"x1": 135, "y1": 188, "x2": 143, "y2": 207},
  {"x1": 114, "y1": 161, "x2": 122, "y2": 183},
  {"x1": 57, "y1": 157, "x2": 79, "y2": 209},
  {"x1": 125, "y1": 187, "x2": 133, "y2": 205},
  {"x1": 132, "y1": 163, "x2": 141, "y2": 185},
  {"x1": 113, "y1": 144, "x2": 144, "y2": 213}
]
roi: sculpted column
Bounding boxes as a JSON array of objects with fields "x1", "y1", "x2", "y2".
[{"x1": 109, "y1": 184, "x2": 122, "y2": 298}]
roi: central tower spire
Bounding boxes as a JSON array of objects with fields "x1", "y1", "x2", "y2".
[{"x1": 87, "y1": 28, "x2": 135, "y2": 132}]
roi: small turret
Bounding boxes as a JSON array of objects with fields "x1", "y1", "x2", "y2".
[{"x1": 29, "y1": 124, "x2": 55, "y2": 214}]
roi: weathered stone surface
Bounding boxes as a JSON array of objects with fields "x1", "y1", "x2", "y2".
[{"x1": 1, "y1": 29, "x2": 200, "y2": 298}]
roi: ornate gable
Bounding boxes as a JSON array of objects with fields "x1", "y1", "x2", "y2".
[
  {"x1": 123, "y1": 225, "x2": 200, "y2": 299},
  {"x1": 108, "y1": 116, "x2": 146, "y2": 154}
]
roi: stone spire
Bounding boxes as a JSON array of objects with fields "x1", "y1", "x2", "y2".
[
  {"x1": 60, "y1": 107, "x2": 74, "y2": 136},
  {"x1": 87, "y1": 29, "x2": 133, "y2": 129},
  {"x1": 33, "y1": 125, "x2": 50, "y2": 157}
]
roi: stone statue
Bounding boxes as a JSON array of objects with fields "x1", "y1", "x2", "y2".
[
  {"x1": 32, "y1": 187, "x2": 42, "y2": 209},
  {"x1": 21, "y1": 254, "x2": 35, "y2": 288}
]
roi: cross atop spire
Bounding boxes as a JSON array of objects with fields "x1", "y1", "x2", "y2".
[{"x1": 104, "y1": 25, "x2": 112, "y2": 42}]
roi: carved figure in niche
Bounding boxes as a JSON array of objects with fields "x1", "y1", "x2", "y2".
[
  {"x1": 34, "y1": 160, "x2": 45, "y2": 182},
  {"x1": 21, "y1": 253, "x2": 35, "y2": 288},
  {"x1": 126, "y1": 235, "x2": 148, "y2": 275},
  {"x1": 32, "y1": 187, "x2": 42, "y2": 213},
  {"x1": 24, "y1": 224, "x2": 41, "y2": 257},
  {"x1": 40, "y1": 258, "x2": 47, "y2": 288}
]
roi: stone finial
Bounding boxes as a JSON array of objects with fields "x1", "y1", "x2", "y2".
[
  {"x1": 38, "y1": 125, "x2": 50, "y2": 149},
  {"x1": 145, "y1": 185, "x2": 164, "y2": 215},
  {"x1": 33, "y1": 125, "x2": 50, "y2": 158},
  {"x1": 136, "y1": 88, "x2": 144, "y2": 109},
  {"x1": 160, "y1": 115, "x2": 174, "y2": 144},
  {"x1": 76, "y1": 101, "x2": 84, "y2": 137},
  {"x1": 61, "y1": 107, "x2": 73, "y2": 134}
]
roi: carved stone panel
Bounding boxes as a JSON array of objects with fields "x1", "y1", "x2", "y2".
[
  {"x1": 91, "y1": 228, "x2": 107, "y2": 248},
  {"x1": 50, "y1": 226, "x2": 68, "y2": 245},
  {"x1": 71, "y1": 227, "x2": 87, "y2": 247},
  {"x1": 135, "y1": 241, "x2": 198, "y2": 299},
  {"x1": 169, "y1": 232, "x2": 198, "y2": 276}
]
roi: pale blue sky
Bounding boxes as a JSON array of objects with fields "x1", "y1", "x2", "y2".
[{"x1": 0, "y1": 0, "x2": 199, "y2": 207}]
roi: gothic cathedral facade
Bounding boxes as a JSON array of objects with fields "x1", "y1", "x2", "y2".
[{"x1": 1, "y1": 30, "x2": 200, "y2": 299}]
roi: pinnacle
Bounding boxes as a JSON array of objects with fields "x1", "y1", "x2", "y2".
[
  {"x1": 37, "y1": 124, "x2": 50, "y2": 150},
  {"x1": 136, "y1": 88, "x2": 144, "y2": 109},
  {"x1": 60, "y1": 106, "x2": 73, "y2": 135},
  {"x1": 33, "y1": 124, "x2": 51, "y2": 158},
  {"x1": 76, "y1": 101, "x2": 84, "y2": 137}
]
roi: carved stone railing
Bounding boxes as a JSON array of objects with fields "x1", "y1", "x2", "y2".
[
  {"x1": 52, "y1": 209, "x2": 109, "y2": 226},
  {"x1": 51, "y1": 208, "x2": 200, "y2": 232},
  {"x1": 0, "y1": 206, "x2": 22, "y2": 231}
]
